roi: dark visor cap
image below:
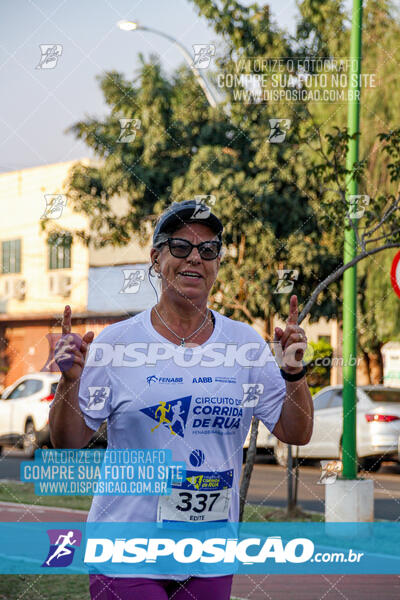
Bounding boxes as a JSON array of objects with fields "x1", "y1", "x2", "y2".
[{"x1": 153, "y1": 200, "x2": 223, "y2": 246}]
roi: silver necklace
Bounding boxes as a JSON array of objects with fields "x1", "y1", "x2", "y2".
[{"x1": 154, "y1": 305, "x2": 210, "y2": 347}]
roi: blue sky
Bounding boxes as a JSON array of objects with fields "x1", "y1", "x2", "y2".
[{"x1": 0, "y1": 0, "x2": 352, "y2": 172}]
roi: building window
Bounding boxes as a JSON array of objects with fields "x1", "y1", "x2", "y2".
[
  {"x1": 48, "y1": 232, "x2": 72, "y2": 270},
  {"x1": 2, "y1": 239, "x2": 21, "y2": 274}
]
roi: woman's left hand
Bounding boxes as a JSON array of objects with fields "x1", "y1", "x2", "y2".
[{"x1": 274, "y1": 295, "x2": 307, "y2": 374}]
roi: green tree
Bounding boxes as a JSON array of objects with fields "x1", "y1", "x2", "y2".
[
  {"x1": 297, "y1": 0, "x2": 400, "y2": 195},
  {"x1": 307, "y1": 339, "x2": 333, "y2": 394},
  {"x1": 358, "y1": 249, "x2": 400, "y2": 383},
  {"x1": 42, "y1": 0, "x2": 400, "y2": 518},
  {"x1": 296, "y1": 0, "x2": 400, "y2": 380},
  {"x1": 52, "y1": 17, "x2": 340, "y2": 337}
]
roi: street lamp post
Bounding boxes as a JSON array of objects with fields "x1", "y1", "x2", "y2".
[
  {"x1": 117, "y1": 20, "x2": 219, "y2": 108},
  {"x1": 342, "y1": 0, "x2": 363, "y2": 481},
  {"x1": 325, "y1": 0, "x2": 374, "y2": 523}
]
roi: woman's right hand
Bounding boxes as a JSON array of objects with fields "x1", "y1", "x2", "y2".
[{"x1": 54, "y1": 305, "x2": 94, "y2": 382}]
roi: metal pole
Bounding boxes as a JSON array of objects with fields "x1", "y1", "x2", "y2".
[
  {"x1": 138, "y1": 26, "x2": 219, "y2": 108},
  {"x1": 287, "y1": 444, "x2": 294, "y2": 513},
  {"x1": 342, "y1": 0, "x2": 363, "y2": 480}
]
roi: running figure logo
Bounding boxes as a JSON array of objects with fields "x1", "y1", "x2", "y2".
[
  {"x1": 192, "y1": 44, "x2": 215, "y2": 69},
  {"x1": 268, "y1": 119, "x2": 291, "y2": 143},
  {"x1": 242, "y1": 383, "x2": 264, "y2": 407},
  {"x1": 150, "y1": 401, "x2": 174, "y2": 434},
  {"x1": 36, "y1": 44, "x2": 63, "y2": 69},
  {"x1": 169, "y1": 401, "x2": 186, "y2": 436},
  {"x1": 117, "y1": 118, "x2": 141, "y2": 143},
  {"x1": 140, "y1": 396, "x2": 191, "y2": 438},
  {"x1": 87, "y1": 386, "x2": 111, "y2": 411},
  {"x1": 41, "y1": 194, "x2": 67, "y2": 219},
  {"x1": 42, "y1": 529, "x2": 82, "y2": 568},
  {"x1": 120, "y1": 269, "x2": 145, "y2": 294}
]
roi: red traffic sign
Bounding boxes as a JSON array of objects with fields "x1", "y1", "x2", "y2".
[{"x1": 390, "y1": 251, "x2": 400, "y2": 299}]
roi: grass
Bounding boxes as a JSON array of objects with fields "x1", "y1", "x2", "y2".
[
  {"x1": 0, "y1": 483, "x2": 323, "y2": 599},
  {"x1": 0, "y1": 574, "x2": 89, "y2": 600},
  {"x1": 0, "y1": 481, "x2": 91, "y2": 511},
  {"x1": 244, "y1": 503, "x2": 324, "y2": 522}
]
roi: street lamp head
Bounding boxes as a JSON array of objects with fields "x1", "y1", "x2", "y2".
[{"x1": 117, "y1": 20, "x2": 139, "y2": 32}]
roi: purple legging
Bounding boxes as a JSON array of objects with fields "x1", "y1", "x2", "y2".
[{"x1": 89, "y1": 574, "x2": 233, "y2": 600}]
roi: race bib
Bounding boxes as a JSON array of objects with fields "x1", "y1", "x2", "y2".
[{"x1": 157, "y1": 469, "x2": 233, "y2": 523}]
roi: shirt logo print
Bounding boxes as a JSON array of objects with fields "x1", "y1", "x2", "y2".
[{"x1": 140, "y1": 396, "x2": 191, "y2": 438}]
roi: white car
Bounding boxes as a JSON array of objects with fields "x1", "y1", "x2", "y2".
[
  {"x1": 275, "y1": 385, "x2": 400, "y2": 472},
  {"x1": 0, "y1": 372, "x2": 60, "y2": 457},
  {"x1": 0, "y1": 372, "x2": 108, "y2": 457}
]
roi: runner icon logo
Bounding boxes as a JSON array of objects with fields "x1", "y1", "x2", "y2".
[
  {"x1": 241, "y1": 383, "x2": 264, "y2": 407},
  {"x1": 42, "y1": 529, "x2": 82, "y2": 567},
  {"x1": 140, "y1": 396, "x2": 192, "y2": 438},
  {"x1": 87, "y1": 386, "x2": 111, "y2": 411},
  {"x1": 192, "y1": 44, "x2": 215, "y2": 69}
]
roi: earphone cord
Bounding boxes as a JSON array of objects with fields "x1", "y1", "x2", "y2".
[{"x1": 148, "y1": 263, "x2": 160, "y2": 304}]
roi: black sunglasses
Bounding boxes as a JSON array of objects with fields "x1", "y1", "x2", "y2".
[{"x1": 159, "y1": 237, "x2": 222, "y2": 260}]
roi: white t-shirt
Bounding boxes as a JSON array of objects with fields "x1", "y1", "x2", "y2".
[{"x1": 79, "y1": 307, "x2": 286, "y2": 527}]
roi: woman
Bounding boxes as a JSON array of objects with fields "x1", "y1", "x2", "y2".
[{"x1": 50, "y1": 200, "x2": 313, "y2": 600}]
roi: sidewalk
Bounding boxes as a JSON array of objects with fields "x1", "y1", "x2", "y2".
[{"x1": 232, "y1": 574, "x2": 400, "y2": 599}]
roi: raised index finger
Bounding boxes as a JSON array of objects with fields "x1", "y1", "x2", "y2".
[
  {"x1": 288, "y1": 295, "x2": 298, "y2": 325},
  {"x1": 61, "y1": 305, "x2": 72, "y2": 335}
]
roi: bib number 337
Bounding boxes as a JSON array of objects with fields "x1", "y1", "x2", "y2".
[
  {"x1": 157, "y1": 488, "x2": 231, "y2": 522},
  {"x1": 177, "y1": 491, "x2": 220, "y2": 513}
]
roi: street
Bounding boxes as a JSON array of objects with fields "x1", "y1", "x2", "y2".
[{"x1": 248, "y1": 457, "x2": 400, "y2": 521}]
